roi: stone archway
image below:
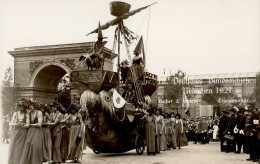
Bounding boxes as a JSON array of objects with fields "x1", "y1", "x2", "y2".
[
  {"x1": 8, "y1": 42, "x2": 117, "y2": 104},
  {"x1": 28, "y1": 62, "x2": 71, "y2": 103},
  {"x1": 30, "y1": 62, "x2": 71, "y2": 89}
]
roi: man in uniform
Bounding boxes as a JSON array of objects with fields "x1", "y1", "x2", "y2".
[
  {"x1": 246, "y1": 104, "x2": 259, "y2": 162},
  {"x1": 233, "y1": 108, "x2": 244, "y2": 154},
  {"x1": 225, "y1": 107, "x2": 237, "y2": 153},
  {"x1": 219, "y1": 107, "x2": 230, "y2": 152},
  {"x1": 236, "y1": 109, "x2": 248, "y2": 154}
]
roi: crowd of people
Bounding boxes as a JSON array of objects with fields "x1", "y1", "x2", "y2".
[
  {"x1": 7, "y1": 99, "x2": 85, "y2": 164},
  {"x1": 6, "y1": 97, "x2": 260, "y2": 163},
  {"x1": 184, "y1": 117, "x2": 220, "y2": 144},
  {"x1": 143, "y1": 107, "x2": 189, "y2": 155},
  {"x1": 218, "y1": 105, "x2": 260, "y2": 163}
]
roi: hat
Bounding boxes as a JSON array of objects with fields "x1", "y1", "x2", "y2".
[
  {"x1": 175, "y1": 113, "x2": 181, "y2": 118},
  {"x1": 230, "y1": 107, "x2": 238, "y2": 114},
  {"x1": 17, "y1": 99, "x2": 29, "y2": 108},
  {"x1": 97, "y1": 21, "x2": 107, "y2": 39},
  {"x1": 68, "y1": 104, "x2": 80, "y2": 113},
  {"x1": 133, "y1": 36, "x2": 144, "y2": 54},
  {"x1": 147, "y1": 107, "x2": 154, "y2": 114},
  {"x1": 222, "y1": 108, "x2": 230, "y2": 114},
  {"x1": 238, "y1": 107, "x2": 244, "y2": 114}
]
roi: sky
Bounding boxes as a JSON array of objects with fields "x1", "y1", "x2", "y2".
[{"x1": 0, "y1": 0, "x2": 259, "y2": 82}]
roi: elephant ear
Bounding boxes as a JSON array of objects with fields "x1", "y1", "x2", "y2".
[{"x1": 80, "y1": 90, "x2": 98, "y2": 111}]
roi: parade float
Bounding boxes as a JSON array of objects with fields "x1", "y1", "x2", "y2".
[{"x1": 70, "y1": 1, "x2": 157, "y2": 155}]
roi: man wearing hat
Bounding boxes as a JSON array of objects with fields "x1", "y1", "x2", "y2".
[
  {"x1": 236, "y1": 108, "x2": 249, "y2": 154},
  {"x1": 225, "y1": 107, "x2": 237, "y2": 153},
  {"x1": 219, "y1": 107, "x2": 231, "y2": 152},
  {"x1": 246, "y1": 104, "x2": 259, "y2": 162},
  {"x1": 233, "y1": 107, "x2": 244, "y2": 153}
]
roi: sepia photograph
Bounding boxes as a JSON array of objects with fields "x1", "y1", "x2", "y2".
[{"x1": 0, "y1": 0, "x2": 259, "y2": 163}]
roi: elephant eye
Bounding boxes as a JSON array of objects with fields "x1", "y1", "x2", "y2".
[{"x1": 105, "y1": 96, "x2": 110, "y2": 102}]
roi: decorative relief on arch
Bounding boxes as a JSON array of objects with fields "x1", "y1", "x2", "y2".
[
  {"x1": 60, "y1": 59, "x2": 76, "y2": 70},
  {"x1": 29, "y1": 60, "x2": 44, "y2": 75}
]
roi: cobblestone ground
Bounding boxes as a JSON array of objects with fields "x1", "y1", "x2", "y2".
[{"x1": 0, "y1": 142, "x2": 254, "y2": 164}]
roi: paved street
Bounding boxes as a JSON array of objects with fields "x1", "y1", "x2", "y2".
[
  {"x1": 81, "y1": 142, "x2": 252, "y2": 164},
  {"x1": 0, "y1": 142, "x2": 254, "y2": 164}
]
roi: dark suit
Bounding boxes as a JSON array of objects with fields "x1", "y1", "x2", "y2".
[
  {"x1": 219, "y1": 115, "x2": 230, "y2": 152},
  {"x1": 236, "y1": 115, "x2": 247, "y2": 153},
  {"x1": 225, "y1": 115, "x2": 236, "y2": 152},
  {"x1": 247, "y1": 110, "x2": 259, "y2": 160}
]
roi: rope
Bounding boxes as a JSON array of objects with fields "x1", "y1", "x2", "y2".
[
  {"x1": 145, "y1": 6, "x2": 151, "y2": 56},
  {"x1": 122, "y1": 32, "x2": 132, "y2": 62},
  {"x1": 107, "y1": 98, "x2": 126, "y2": 122},
  {"x1": 136, "y1": 10, "x2": 149, "y2": 36}
]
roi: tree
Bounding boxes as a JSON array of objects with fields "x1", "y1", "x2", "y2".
[
  {"x1": 1, "y1": 67, "x2": 19, "y2": 117},
  {"x1": 2, "y1": 66, "x2": 13, "y2": 87},
  {"x1": 202, "y1": 83, "x2": 236, "y2": 107},
  {"x1": 164, "y1": 70, "x2": 194, "y2": 113},
  {"x1": 58, "y1": 74, "x2": 71, "y2": 109}
]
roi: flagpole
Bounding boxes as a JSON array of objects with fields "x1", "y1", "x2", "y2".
[{"x1": 117, "y1": 22, "x2": 121, "y2": 91}]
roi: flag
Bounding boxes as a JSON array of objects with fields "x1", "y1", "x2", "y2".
[
  {"x1": 134, "y1": 36, "x2": 145, "y2": 67},
  {"x1": 182, "y1": 87, "x2": 190, "y2": 116},
  {"x1": 113, "y1": 89, "x2": 126, "y2": 108}
]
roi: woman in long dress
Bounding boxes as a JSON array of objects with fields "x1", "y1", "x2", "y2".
[
  {"x1": 39, "y1": 104, "x2": 52, "y2": 163},
  {"x1": 60, "y1": 107, "x2": 70, "y2": 162},
  {"x1": 8, "y1": 100, "x2": 30, "y2": 164},
  {"x1": 64, "y1": 104, "x2": 84, "y2": 163},
  {"x1": 212, "y1": 122, "x2": 219, "y2": 141},
  {"x1": 145, "y1": 108, "x2": 156, "y2": 155},
  {"x1": 154, "y1": 108, "x2": 164, "y2": 153},
  {"x1": 160, "y1": 113, "x2": 167, "y2": 151},
  {"x1": 165, "y1": 114, "x2": 175, "y2": 150},
  {"x1": 171, "y1": 113, "x2": 177, "y2": 149},
  {"x1": 20, "y1": 101, "x2": 43, "y2": 164},
  {"x1": 45, "y1": 103, "x2": 64, "y2": 164},
  {"x1": 175, "y1": 114, "x2": 188, "y2": 149}
]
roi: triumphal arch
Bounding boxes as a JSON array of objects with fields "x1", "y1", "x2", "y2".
[{"x1": 9, "y1": 42, "x2": 117, "y2": 103}]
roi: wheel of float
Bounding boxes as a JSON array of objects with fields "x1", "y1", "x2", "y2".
[
  {"x1": 135, "y1": 135, "x2": 145, "y2": 155},
  {"x1": 93, "y1": 149, "x2": 100, "y2": 154}
]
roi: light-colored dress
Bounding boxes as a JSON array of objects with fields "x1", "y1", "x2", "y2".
[
  {"x1": 213, "y1": 125, "x2": 219, "y2": 139},
  {"x1": 20, "y1": 110, "x2": 43, "y2": 164},
  {"x1": 175, "y1": 119, "x2": 188, "y2": 148},
  {"x1": 165, "y1": 118, "x2": 177, "y2": 149},
  {"x1": 42, "y1": 113, "x2": 52, "y2": 162},
  {"x1": 155, "y1": 115, "x2": 163, "y2": 153},
  {"x1": 67, "y1": 114, "x2": 83, "y2": 160},
  {"x1": 61, "y1": 113, "x2": 70, "y2": 161},
  {"x1": 160, "y1": 119, "x2": 167, "y2": 151},
  {"x1": 51, "y1": 112, "x2": 63, "y2": 163},
  {"x1": 145, "y1": 115, "x2": 156, "y2": 153},
  {"x1": 8, "y1": 112, "x2": 28, "y2": 164}
]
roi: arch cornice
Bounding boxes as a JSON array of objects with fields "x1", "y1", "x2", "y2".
[{"x1": 29, "y1": 61, "x2": 71, "y2": 87}]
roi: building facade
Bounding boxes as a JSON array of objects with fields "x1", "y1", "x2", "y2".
[{"x1": 155, "y1": 72, "x2": 258, "y2": 118}]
